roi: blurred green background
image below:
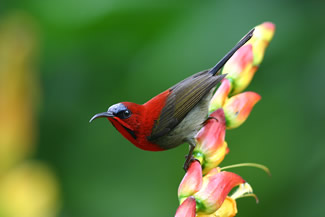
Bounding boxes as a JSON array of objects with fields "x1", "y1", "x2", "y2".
[{"x1": 0, "y1": 0, "x2": 325, "y2": 217}]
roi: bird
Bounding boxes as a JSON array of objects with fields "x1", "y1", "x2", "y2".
[{"x1": 90, "y1": 28, "x2": 254, "y2": 170}]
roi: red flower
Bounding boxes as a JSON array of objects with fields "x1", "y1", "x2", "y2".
[
  {"x1": 223, "y1": 92, "x2": 261, "y2": 129},
  {"x1": 175, "y1": 196, "x2": 196, "y2": 217},
  {"x1": 221, "y1": 22, "x2": 276, "y2": 94},
  {"x1": 176, "y1": 162, "x2": 247, "y2": 215},
  {"x1": 194, "y1": 109, "x2": 228, "y2": 173}
]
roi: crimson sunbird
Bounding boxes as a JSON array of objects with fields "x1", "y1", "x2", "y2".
[{"x1": 90, "y1": 28, "x2": 254, "y2": 170}]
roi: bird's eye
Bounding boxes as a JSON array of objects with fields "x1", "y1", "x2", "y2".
[{"x1": 116, "y1": 109, "x2": 131, "y2": 119}]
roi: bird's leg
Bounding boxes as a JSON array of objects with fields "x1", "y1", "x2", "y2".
[{"x1": 183, "y1": 139, "x2": 197, "y2": 171}]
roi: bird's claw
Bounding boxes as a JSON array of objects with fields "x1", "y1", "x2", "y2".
[
  {"x1": 203, "y1": 116, "x2": 218, "y2": 125},
  {"x1": 183, "y1": 155, "x2": 199, "y2": 171}
]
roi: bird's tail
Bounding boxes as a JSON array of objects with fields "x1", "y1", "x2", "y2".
[{"x1": 209, "y1": 28, "x2": 255, "y2": 76}]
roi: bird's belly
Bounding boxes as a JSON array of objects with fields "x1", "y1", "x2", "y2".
[{"x1": 153, "y1": 88, "x2": 214, "y2": 150}]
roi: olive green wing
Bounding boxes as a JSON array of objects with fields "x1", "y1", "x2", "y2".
[{"x1": 148, "y1": 70, "x2": 225, "y2": 141}]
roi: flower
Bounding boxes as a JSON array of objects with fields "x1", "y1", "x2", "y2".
[
  {"x1": 209, "y1": 88, "x2": 261, "y2": 130},
  {"x1": 250, "y1": 22, "x2": 276, "y2": 65},
  {"x1": 196, "y1": 92, "x2": 261, "y2": 174},
  {"x1": 209, "y1": 79, "x2": 231, "y2": 113},
  {"x1": 194, "y1": 169, "x2": 245, "y2": 214},
  {"x1": 222, "y1": 45, "x2": 255, "y2": 95},
  {"x1": 221, "y1": 22, "x2": 276, "y2": 94},
  {"x1": 206, "y1": 197, "x2": 237, "y2": 217},
  {"x1": 223, "y1": 92, "x2": 261, "y2": 129},
  {"x1": 175, "y1": 196, "x2": 196, "y2": 217},
  {"x1": 194, "y1": 109, "x2": 228, "y2": 174},
  {"x1": 178, "y1": 161, "x2": 202, "y2": 200},
  {"x1": 176, "y1": 162, "x2": 252, "y2": 216},
  {"x1": 198, "y1": 182, "x2": 257, "y2": 217},
  {"x1": 209, "y1": 22, "x2": 275, "y2": 129}
]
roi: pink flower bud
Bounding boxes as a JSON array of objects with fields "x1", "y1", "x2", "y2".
[
  {"x1": 222, "y1": 22, "x2": 275, "y2": 94},
  {"x1": 194, "y1": 109, "x2": 228, "y2": 173},
  {"x1": 223, "y1": 92, "x2": 261, "y2": 129},
  {"x1": 222, "y1": 44, "x2": 256, "y2": 95},
  {"x1": 175, "y1": 196, "x2": 196, "y2": 217},
  {"x1": 178, "y1": 161, "x2": 202, "y2": 201}
]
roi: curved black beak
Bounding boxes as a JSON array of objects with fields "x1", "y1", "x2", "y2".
[{"x1": 89, "y1": 112, "x2": 114, "y2": 123}]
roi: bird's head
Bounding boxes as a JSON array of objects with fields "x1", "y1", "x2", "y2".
[{"x1": 90, "y1": 102, "x2": 143, "y2": 143}]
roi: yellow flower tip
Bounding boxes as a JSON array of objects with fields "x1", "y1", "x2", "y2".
[
  {"x1": 223, "y1": 92, "x2": 261, "y2": 129},
  {"x1": 209, "y1": 79, "x2": 231, "y2": 113},
  {"x1": 232, "y1": 65, "x2": 258, "y2": 95},
  {"x1": 249, "y1": 22, "x2": 276, "y2": 66},
  {"x1": 196, "y1": 183, "x2": 259, "y2": 217},
  {"x1": 197, "y1": 197, "x2": 238, "y2": 217},
  {"x1": 201, "y1": 142, "x2": 228, "y2": 175},
  {"x1": 214, "y1": 197, "x2": 237, "y2": 217},
  {"x1": 252, "y1": 22, "x2": 276, "y2": 43}
]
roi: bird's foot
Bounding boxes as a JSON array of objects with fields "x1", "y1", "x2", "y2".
[
  {"x1": 203, "y1": 116, "x2": 218, "y2": 124},
  {"x1": 183, "y1": 155, "x2": 199, "y2": 171}
]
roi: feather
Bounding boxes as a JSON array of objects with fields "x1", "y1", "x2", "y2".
[{"x1": 148, "y1": 70, "x2": 225, "y2": 141}]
